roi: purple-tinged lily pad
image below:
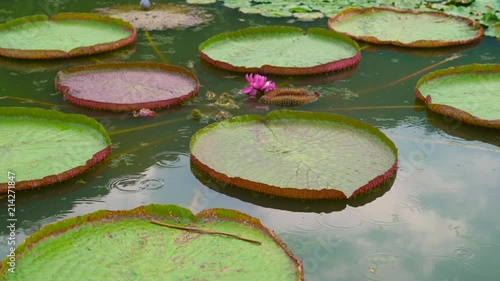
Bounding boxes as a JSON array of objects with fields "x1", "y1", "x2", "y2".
[
  {"x1": 95, "y1": 4, "x2": 212, "y2": 31},
  {"x1": 190, "y1": 110, "x2": 398, "y2": 199},
  {"x1": 0, "y1": 13, "x2": 136, "y2": 59},
  {"x1": 328, "y1": 7, "x2": 484, "y2": 47},
  {"x1": 0, "y1": 204, "x2": 304, "y2": 281},
  {"x1": 55, "y1": 62, "x2": 200, "y2": 111},
  {"x1": 415, "y1": 63, "x2": 500, "y2": 129},
  {"x1": 199, "y1": 26, "x2": 360, "y2": 75},
  {"x1": 0, "y1": 107, "x2": 111, "y2": 193}
]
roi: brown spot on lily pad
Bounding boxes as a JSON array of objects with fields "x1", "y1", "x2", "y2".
[{"x1": 95, "y1": 4, "x2": 213, "y2": 31}]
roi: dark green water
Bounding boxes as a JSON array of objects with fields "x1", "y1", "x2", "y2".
[{"x1": 1, "y1": 1, "x2": 499, "y2": 280}]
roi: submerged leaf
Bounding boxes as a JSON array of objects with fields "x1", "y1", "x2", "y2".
[{"x1": 95, "y1": 4, "x2": 212, "y2": 31}]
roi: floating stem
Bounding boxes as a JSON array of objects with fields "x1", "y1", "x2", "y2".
[
  {"x1": 109, "y1": 116, "x2": 185, "y2": 136},
  {"x1": 145, "y1": 30, "x2": 168, "y2": 63},
  {"x1": 357, "y1": 54, "x2": 461, "y2": 94},
  {"x1": 1, "y1": 96, "x2": 65, "y2": 107},
  {"x1": 150, "y1": 219, "x2": 262, "y2": 245}
]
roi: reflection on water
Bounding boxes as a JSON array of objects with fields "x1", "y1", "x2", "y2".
[
  {"x1": 0, "y1": 1, "x2": 499, "y2": 280},
  {"x1": 191, "y1": 161, "x2": 396, "y2": 213}
]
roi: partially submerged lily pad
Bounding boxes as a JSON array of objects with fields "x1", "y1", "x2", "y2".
[
  {"x1": 0, "y1": 107, "x2": 111, "y2": 193},
  {"x1": 0, "y1": 13, "x2": 136, "y2": 59},
  {"x1": 190, "y1": 110, "x2": 398, "y2": 199},
  {"x1": 55, "y1": 62, "x2": 200, "y2": 111},
  {"x1": 199, "y1": 26, "x2": 360, "y2": 75},
  {"x1": 0, "y1": 204, "x2": 303, "y2": 281},
  {"x1": 415, "y1": 63, "x2": 500, "y2": 129},
  {"x1": 95, "y1": 4, "x2": 212, "y2": 31},
  {"x1": 328, "y1": 7, "x2": 484, "y2": 47}
]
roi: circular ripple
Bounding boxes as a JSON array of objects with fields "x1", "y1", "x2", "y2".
[
  {"x1": 152, "y1": 151, "x2": 189, "y2": 168},
  {"x1": 357, "y1": 251, "x2": 424, "y2": 280},
  {"x1": 107, "y1": 176, "x2": 164, "y2": 192},
  {"x1": 316, "y1": 208, "x2": 364, "y2": 230},
  {"x1": 454, "y1": 245, "x2": 476, "y2": 260}
]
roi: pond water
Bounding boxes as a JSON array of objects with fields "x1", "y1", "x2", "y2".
[{"x1": 1, "y1": 1, "x2": 499, "y2": 280}]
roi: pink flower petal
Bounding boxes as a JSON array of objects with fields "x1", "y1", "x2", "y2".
[{"x1": 241, "y1": 85, "x2": 255, "y2": 94}]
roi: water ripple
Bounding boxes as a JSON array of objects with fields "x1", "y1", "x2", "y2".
[
  {"x1": 454, "y1": 245, "x2": 476, "y2": 260},
  {"x1": 107, "y1": 175, "x2": 164, "y2": 192},
  {"x1": 316, "y1": 209, "x2": 364, "y2": 230},
  {"x1": 152, "y1": 151, "x2": 189, "y2": 168}
]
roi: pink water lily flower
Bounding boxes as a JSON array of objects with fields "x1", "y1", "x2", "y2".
[{"x1": 241, "y1": 73, "x2": 276, "y2": 97}]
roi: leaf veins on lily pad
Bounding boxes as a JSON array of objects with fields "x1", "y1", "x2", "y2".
[
  {"x1": 0, "y1": 204, "x2": 304, "y2": 281},
  {"x1": 415, "y1": 63, "x2": 500, "y2": 129},
  {"x1": 0, "y1": 13, "x2": 136, "y2": 59},
  {"x1": 190, "y1": 110, "x2": 398, "y2": 199},
  {"x1": 0, "y1": 107, "x2": 111, "y2": 193},
  {"x1": 95, "y1": 4, "x2": 213, "y2": 31},
  {"x1": 199, "y1": 26, "x2": 360, "y2": 75},
  {"x1": 328, "y1": 7, "x2": 484, "y2": 47},
  {"x1": 55, "y1": 62, "x2": 200, "y2": 111}
]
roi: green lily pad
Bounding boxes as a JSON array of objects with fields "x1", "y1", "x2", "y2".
[
  {"x1": 0, "y1": 204, "x2": 303, "y2": 281},
  {"x1": 94, "y1": 4, "x2": 212, "y2": 31},
  {"x1": 55, "y1": 62, "x2": 200, "y2": 111},
  {"x1": 328, "y1": 7, "x2": 484, "y2": 47},
  {"x1": 188, "y1": 0, "x2": 499, "y2": 29},
  {"x1": 199, "y1": 26, "x2": 360, "y2": 75},
  {"x1": 0, "y1": 44, "x2": 136, "y2": 73},
  {"x1": 415, "y1": 63, "x2": 500, "y2": 129},
  {"x1": 0, "y1": 107, "x2": 111, "y2": 193},
  {"x1": 190, "y1": 110, "x2": 398, "y2": 199},
  {"x1": 0, "y1": 13, "x2": 136, "y2": 59}
]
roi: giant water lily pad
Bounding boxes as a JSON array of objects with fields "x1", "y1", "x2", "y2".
[
  {"x1": 55, "y1": 62, "x2": 200, "y2": 111},
  {"x1": 0, "y1": 204, "x2": 303, "y2": 281},
  {"x1": 190, "y1": 110, "x2": 398, "y2": 199},
  {"x1": 199, "y1": 26, "x2": 360, "y2": 75},
  {"x1": 196, "y1": 0, "x2": 499, "y2": 31},
  {"x1": 415, "y1": 64, "x2": 500, "y2": 129},
  {"x1": 328, "y1": 7, "x2": 484, "y2": 47},
  {"x1": 0, "y1": 107, "x2": 111, "y2": 193},
  {"x1": 95, "y1": 4, "x2": 212, "y2": 31},
  {"x1": 0, "y1": 13, "x2": 136, "y2": 59}
]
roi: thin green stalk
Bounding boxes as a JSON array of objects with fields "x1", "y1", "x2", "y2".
[
  {"x1": 145, "y1": 30, "x2": 168, "y2": 63},
  {"x1": 357, "y1": 54, "x2": 461, "y2": 94}
]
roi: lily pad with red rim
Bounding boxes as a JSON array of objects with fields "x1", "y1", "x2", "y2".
[
  {"x1": 199, "y1": 26, "x2": 360, "y2": 75},
  {"x1": 415, "y1": 63, "x2": 500, "y2": 129},
  {"x1": 328, "y1": 7, "x2": 484, "y2": 47},
  {"x1": 190, "y1": 110, "x2": 398, "y2": 199},
  {"x1": 55, "y1": 62, "x2": 200, "y2": 111},
  {"x1": 0, "y1": 107, "x2": 111, "y2": 193},
  {"x1": 0, "y1": 13, "x2": 136, "y2": 59},
  {"x1": 0, "y1": 204, "x2": 303, "y2": 281}
]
